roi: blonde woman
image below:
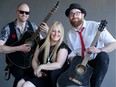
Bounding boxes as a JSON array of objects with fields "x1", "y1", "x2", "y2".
[{"x1": 17, "y1": 21, "x2": 71, "y2": 87}]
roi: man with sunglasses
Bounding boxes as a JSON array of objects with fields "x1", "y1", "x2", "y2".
[{"x1": 0, "y1": 3, "x2": 48, "y2": 87}]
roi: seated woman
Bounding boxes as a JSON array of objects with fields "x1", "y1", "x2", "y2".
[{"x1": 17, "y1": 21, "x2": 71, "y2": 87}]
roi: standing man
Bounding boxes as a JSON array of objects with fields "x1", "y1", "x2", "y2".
[
  {"x1": 65, "y1": 3, "x2": 116, "y2": 87},
  {"x1": 0, "y1": 3, "x2": 48, "y2": 87}
]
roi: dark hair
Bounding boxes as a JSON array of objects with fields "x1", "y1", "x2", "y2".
[{"x1": 65, "y1": 3, "x2": 86, "y2": 17}]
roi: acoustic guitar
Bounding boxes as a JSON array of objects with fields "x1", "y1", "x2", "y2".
[
  {"x1": 6, "y1": 1, "x2": 59, "y2": 69},
  {"x1": 57, "y1": 20, "x2": 107, "y2": 87}
]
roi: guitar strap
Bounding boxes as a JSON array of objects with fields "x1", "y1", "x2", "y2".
[{"x1": 4, "y1": 20, "x2": 33, "y2": 80}]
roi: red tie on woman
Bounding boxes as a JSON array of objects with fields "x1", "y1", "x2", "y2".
[{"x1": 77, "y1": 28, "x2": 86, "y2": 57}]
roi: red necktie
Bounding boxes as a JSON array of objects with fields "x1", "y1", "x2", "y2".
[{"x1": 77, "y1": 28, "x2": 86, "y2": 57}]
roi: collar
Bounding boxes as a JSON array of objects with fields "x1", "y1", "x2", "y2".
[{"x1": 14, "y1": 19, "x2": 29, "y2": 29}]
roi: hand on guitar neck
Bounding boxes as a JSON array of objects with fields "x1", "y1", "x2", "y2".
[
  {"x1": 87, "y1": 46, "x2": 102, "y2": 54},
  {"x1": 39, "y1": 22, "x2": 49, "y2": 33}
]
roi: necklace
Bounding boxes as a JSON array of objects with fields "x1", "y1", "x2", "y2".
[
  {"x1": 47, "y1": 53, "x2": 53, "y2": 64},
  {"x1": 47, "y1": 46, "x2": 55, "y2": 64}
]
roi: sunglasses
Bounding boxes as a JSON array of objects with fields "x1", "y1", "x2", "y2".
[{"x1": 18, "y1": 10, "x2": 30, "y2": 15}]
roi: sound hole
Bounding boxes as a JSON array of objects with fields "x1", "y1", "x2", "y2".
[
  {"x1": 25, "y1": 39, "x2": 34, "y2": 47},
  {"x1": 76, "y1": 64, "x2": 86, "y2": 74}
]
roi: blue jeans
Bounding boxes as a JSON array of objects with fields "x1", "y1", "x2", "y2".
[{"x1": 88, "y1": 52, "x2": 109, "y2": 87}]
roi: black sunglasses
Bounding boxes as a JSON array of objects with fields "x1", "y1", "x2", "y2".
[{"x1": 18, "y1": 10, "x2": 30, "y2": 15}]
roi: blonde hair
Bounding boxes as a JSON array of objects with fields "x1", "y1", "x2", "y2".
[{"x1": 39, "y1": 21, "x2": 64, "y2": 63}]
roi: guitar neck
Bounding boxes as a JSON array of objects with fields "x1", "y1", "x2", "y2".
[
  {"x1": 30, "y1": 1, "x2": 59, "y2": 41},
  {"x1": 81, "y1": 31, "x2": 101, "y2": 66},
  {"x1": 31, "y1": 12, "x2": 53, "y2": 40}
]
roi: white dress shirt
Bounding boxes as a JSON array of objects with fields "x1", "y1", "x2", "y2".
[{"x1": 66, "y1": 20, "x2": 116, "y2": 60}]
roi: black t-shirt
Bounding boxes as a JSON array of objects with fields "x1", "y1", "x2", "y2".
[{"x1": 38, "y1": 39, "x2": 71, "y2": 64}]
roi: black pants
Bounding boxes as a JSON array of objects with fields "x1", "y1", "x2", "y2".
[
  {"x1": 23, "y1": 61, "x2": 70, "y2": 87},
  {"x1": 10, "y1": 66, "x2": 33, "y2": 87},
  {"x1": 88, "y1": 52, "x2": 109, "y2": 87},
  {"x1": 51, "y1": 62, "x2": 70, "y2": 87}
]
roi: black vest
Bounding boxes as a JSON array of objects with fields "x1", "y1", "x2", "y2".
[
  {"x1": 5, "y1": 21, "x2": 33, "y2": 64},
  {"x1": 5, "y1": 21, "x2": 33, "y2": 46}
]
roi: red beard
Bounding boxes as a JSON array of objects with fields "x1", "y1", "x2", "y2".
[{"x1": 70, "y1": 19, "x2": 83, "y2": 28}]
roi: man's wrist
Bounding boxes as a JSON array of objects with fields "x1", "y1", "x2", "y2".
[{"x1": 98, "y1": 48, "x2": 102, "y2": 53}]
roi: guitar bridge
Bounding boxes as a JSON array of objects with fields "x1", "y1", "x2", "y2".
[{"x1": 69, "y1": 77, "x2": 82, "y2": 85}]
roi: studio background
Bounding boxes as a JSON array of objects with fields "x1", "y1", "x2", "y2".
[{"x1": 0, "y1": 0, "x2": 115, "y2": 87}]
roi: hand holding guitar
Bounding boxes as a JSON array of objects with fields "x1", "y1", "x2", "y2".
[
  {"x1": 17, "y1": 44, "x2": 31, "y2": 52},
  {"x1": 87, "y1": 46, "x2": 102, "y2": 54},
  {"x1": 40, "y1": 22, "x2": 49, "y2": 33}
]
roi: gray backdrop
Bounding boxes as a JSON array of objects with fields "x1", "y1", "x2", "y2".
[{"x1": 0, "y1": 0, "x2": 116, "y2": 87}]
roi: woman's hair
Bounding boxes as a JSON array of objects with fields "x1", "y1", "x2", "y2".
[{"x1": 39, "y1": 21, "x2": 64, "y2": 63}]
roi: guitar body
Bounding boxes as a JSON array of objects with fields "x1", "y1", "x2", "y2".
[
  {"x1": 6, "y1": 31, "x2": 37, "y2": 69},
  {"x1": 57, "y1": 56, "x2": 93, "y2": 87}
]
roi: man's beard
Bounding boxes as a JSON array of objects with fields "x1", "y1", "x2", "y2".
[{"x1": 70, "y1": 19, "x2": 83, "y2": 28}]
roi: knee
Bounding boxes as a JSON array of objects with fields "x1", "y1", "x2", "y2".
[
  {"x1": 96, "y1": 52, "x2": 109, "y2": 64},
  {"x1": 22, "y1": 81, "x2": 35, "y2": 87},
  {"x1": 16, "y1": 79, "x2": 25, "y2": 87}
]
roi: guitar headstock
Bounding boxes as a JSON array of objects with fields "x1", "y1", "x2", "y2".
[
  {"x1": 42, "y1": 1, "x2": 59, "y2": 23},
  {"x1": 98, "y1": 20, "x2": 107, "y2": 32},
  {"x1": 50, "y1": 1, "x2": 59, "y2": 13}
]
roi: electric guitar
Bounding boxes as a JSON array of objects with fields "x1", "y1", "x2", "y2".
[
  {"x1": 6, "y1": 1, "x2": 59, "y2": 69},
  {"x1": 57, "y1": 20, "x2": 107, "y2": 87}
]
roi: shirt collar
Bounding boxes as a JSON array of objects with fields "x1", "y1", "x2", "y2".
[
  {"x1": 14, "y1": 19, "x2": 29, "y2": 29},
  {"x1": 83, "y1": 19, "x2": 86, "y2": 29}
]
